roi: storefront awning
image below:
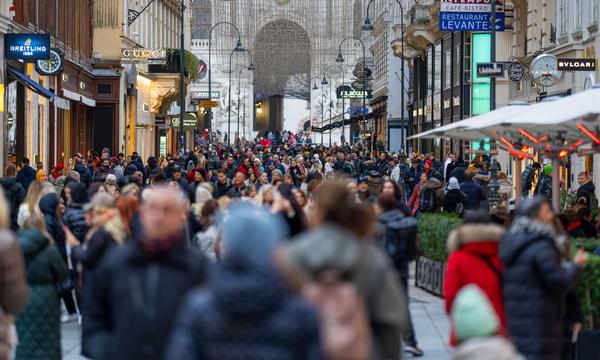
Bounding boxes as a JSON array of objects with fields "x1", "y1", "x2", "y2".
[
  {"x1": 8, "y1": 68, "x2": 54, "y2": 99},
  {"x1": 8, "y1": 68, "x2": 70, "y2": 110},
  {"x1": 63, "y1": 89, "x2": 96, "y2": 107}
]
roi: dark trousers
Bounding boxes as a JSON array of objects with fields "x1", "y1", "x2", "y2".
[{"x1": 397, "y1": 264, "x2": 417, "y2": 347}]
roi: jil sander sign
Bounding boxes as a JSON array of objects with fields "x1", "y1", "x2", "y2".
[
  {"x1": 121, "y1": 49, "x2": 166, "y2": 64},
  {"x1": 557, "y1": 59, "x2": 596, "y2": 71}
]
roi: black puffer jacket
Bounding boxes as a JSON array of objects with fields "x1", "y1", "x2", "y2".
[
  {"x1": 499, "y1": 217, "x2": 580, "y2": 360},
  {"x1": 165, "y1": 261, "x2": 322, "y2": 360},
  {"x1": 63, "y1": 183, "x2": 89, "y2": 243},
  {"x1": 39, "y1": 193, "x2": 67, "y2": 262}
]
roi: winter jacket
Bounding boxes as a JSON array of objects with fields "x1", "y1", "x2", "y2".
[
  {"x1": 521, "y1": 165, "x2": 536, "y2": 196},
  {"x1": 192, "y1": 224, "x2": 219, "y2": 263},
  {"x1": 213, "y1": 180, "x2": 231, "y2": 198},
  {"x1": 534, "y1": 175, "x2": 552, "y2": 201},
  {"x1": 63, "y1": 203, "x2": 89, "y2": 243},
  {"x1": 460, "y1": 180, "x2": 487, "y2": 210},
  {"x1": 449, "y1": 165, "x2": 467, "y2": 184},
  {"x1": 407, "y1": 183, "x2": 422, "y2": 216},
  {"x1": 375, "y1": 210, "x2": 417, "y2": 277},
  {"x1": 0, "y1": 177, "x2": 25, "y2": 231},
  {"x1": 0, "y1": 230, "x2": 27, "y2": 360},
  {"x1": 405, "y1": 167, "x2": 421, "y2": 192},
  {"x1": 16, "y1": 165, "x2": 36, "y2": 191},
  {"x1": 285, "y1": 224, "x2": 408, "y2": 360},
  {"x1": 419, "y1": 178, "x2": 444, "y2": 213},
  {"x1": 39, "y1": 194, "x2": 67, "y2": 262},
  {"x1": 576, "y1": 181, "x2": 595, "y2": 207},
  {"x1": 444, "y1": 189, "x2": 466, "y2": 213},
  {"x1": 165, "y1": 260, "x2": 322, "y2": 360},
  {"x1": 49, "y1": 174, "x2": 66, "y2": 195},
  {"x1": 15, "y1": 229, "x2": 68, "y2": 360},
  {"x1": 499, "y1": 218, "x2": 580, "y2": 360},
  {"x1": 444, "y1": 223, "x2": 506, "y2": 346},
  {"x1": 84, "y1": 237, "x2": 207, "y2": 360},
  {"x1": 74, "y1": 162, "x2": 91, "y2": 185}
]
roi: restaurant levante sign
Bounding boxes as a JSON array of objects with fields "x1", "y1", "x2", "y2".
[{"x1": 557, "y1": 59, "x2": 596, "y2": 71}]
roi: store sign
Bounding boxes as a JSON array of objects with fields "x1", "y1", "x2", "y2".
[
  {"x1": 198, "y1": 60, "x2": 208, "y2": 80},
  {"x1": 472, "y1": 33, "x2": 491, "y2": 116},
  {"x1": 191, "y1": 91, "x2": 220, "y2": 99},
  {"x1": 200, "y1": 100, "x2": 218, "y2": 108},
  {"x1": 336, "y1": 86, "x2": 373, "y2": 99},
  {"x1": 121, "y1": 48, "x2": 166, "y2": 64},
  {"x1": 170, "y1": 113, "x2": 198, "y2": 129},
  {"x1": 5, "y1": 34, "x2": 50, "y2": 60},
  {"x1": 557, "y1": 59, "x2": 596, "y2": 71},
  {"x1": 441, "y1": 0, "x2": 504, "y2": 13},
  {"x1": 476, "y1": 62, "x2": 505, "y2": 77},
  {"x1": 439, "y1": 12, "x2": 505, "y2": 32}
]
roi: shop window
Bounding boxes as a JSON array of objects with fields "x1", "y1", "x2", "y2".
[
  {"x1": 97, "y1": 84, "x2": 112, "y2": 94},
  {"x1": 434, "y1": 42, "x2": 441, "y2": 94}
]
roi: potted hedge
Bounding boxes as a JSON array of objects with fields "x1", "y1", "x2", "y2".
[{"x1": 415, "y1": 213, "x2": 461, "y2": 296}]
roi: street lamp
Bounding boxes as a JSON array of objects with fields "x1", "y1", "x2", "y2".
[
  {"x1": 237, "y1": 55, "x2": 256, "y2": 144},
  {"x1": 228, "y1": 49, "x2": 254, "y2": 147},
  {"x1": 208, "y1": 22, "x2": 244, "y2": 132},
  {"x1": 337, "y1": 36, "x2": 367, "y2": 149},
  {"x1": 363, "y1": 0, "x2": 405, "y2": 153},
  {"x1": 320, "y1": 73, "x2": 332, "y2": 146}
]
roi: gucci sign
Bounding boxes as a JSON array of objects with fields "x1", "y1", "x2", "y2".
[{"x1": 121, "y1": 49, "x2": 166, "y2": 64}]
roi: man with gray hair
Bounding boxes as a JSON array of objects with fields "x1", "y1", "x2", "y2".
[{"x1": 84, "y1": 186, "x2": 207, "y2": 360}]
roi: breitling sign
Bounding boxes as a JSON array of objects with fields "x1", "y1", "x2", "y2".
[{"x1": 121, "y1": 49, "x2": 166, "y2": 64}]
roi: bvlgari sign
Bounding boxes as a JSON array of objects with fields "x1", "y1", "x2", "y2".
[
  {"x1": 121, "y1": 49, "x2": 166, "y2": 64},
  {"x1": 557, "y1": 59, "x2": 596, "y2": 71}
]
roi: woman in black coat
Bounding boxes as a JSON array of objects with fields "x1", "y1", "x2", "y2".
[
  {"x1": 63, "y1": 182, "x2": 89, "y2": 243},
  {"x1": 499, "y1": 198, "x2": 587, "y2": 360}
]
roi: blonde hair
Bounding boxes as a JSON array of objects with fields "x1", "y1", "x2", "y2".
[
  {"x1": 0, "y1": 187, "x2": 11, "y2": 229},
  {"x1": 23, "y1": 212, "x2": 53, "y2": 244},
  {"x1": 254, "y1": 185, "x2": 274, "y2": 206},
  {"x1": 23, "y1": 181, "x2": 55, "y2": 215}
]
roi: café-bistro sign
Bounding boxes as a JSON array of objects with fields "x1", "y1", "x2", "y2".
[{"x1": 121, "y1": 49, "x2": 166, "y2": 64}]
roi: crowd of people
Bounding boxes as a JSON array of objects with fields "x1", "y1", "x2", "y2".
[{"x1": 0, "y1": 132, "x2": 595, "y2": 360}]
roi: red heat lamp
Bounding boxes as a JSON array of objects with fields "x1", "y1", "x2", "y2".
[{"x1": 577, "y1": 122, "x2": 600, "y2": 145}]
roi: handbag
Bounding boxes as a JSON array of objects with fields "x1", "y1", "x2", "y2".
[{"x1": 49, "y1": 265, "x2": 73, "y2": 298}]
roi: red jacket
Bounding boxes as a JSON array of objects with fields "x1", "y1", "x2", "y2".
[
  {"x1": 443, "y1": 223, "x2": 507, "y2": 346},
  {"x1": 407, "y1": 183, "x2": 422, "y2": 216}
]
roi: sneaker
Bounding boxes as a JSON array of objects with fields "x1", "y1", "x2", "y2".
[{"x1": 404, "y1": 345, "x2": 424, "y2": 357}]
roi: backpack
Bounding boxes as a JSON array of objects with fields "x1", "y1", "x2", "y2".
[
  {"x1": 382, "y1": 216, "x2": 418, "y2": 263},
  {"x1": 419, "y1": 187, "x2": 438, "y2": 213},
  {"x1": 303, "y1": 272, "x2": 371, "y2": 360}
]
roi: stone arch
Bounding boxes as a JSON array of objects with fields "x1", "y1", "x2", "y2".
[{"x1": 254, "y1": 19, "x2": 311, "y2": 101}]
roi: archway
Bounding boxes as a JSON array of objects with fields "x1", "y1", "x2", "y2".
[{"x1": 254, "y1": 20, "x2": 311, "y2": 132}]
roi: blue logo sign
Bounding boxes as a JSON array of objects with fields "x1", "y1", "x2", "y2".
[
  {"x1": 439, "y1": 12, "x2": 505, "y2": 32},
  {"x1": 348, "y1": 106, "x2": 368, "y2": 116},
  {"x1": 5, "y1": 34, "x2": 50, "y2": 60}
]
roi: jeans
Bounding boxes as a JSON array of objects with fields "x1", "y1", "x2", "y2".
[{"x1": 400, "y1": 273, "x2": 418, "y2": 347}]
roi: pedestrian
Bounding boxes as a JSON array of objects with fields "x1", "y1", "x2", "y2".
[
  {"x1": 227, "y1": 171, "x2": 247, "y2": 198},
  {"x1": 499, "y1": 197, "x2": 588, "y2": 359},
  {"x1": 280, "y1": 182, "x2": 408, "y2": 360},
  {"x1": 449, "y1": 160, "x2": 467, "y2": 184},
  {"x1": 418, "y1": 176, "x2": 444, "y2": 213},
  {"x1": 460, "y1": 171, "x2": 487, "y2": 211},
  {"x1": 407, "y1": 173, "x2": 427, "y2": 216},
  {"x1": 192, "y1": 199, "x2": 219, "y2": 262},
  {"x1": 16, "y1": 158, "x2": 36, "y2": 191},
  {"x1": 375, "y1": 193, "x2": 422, "y2": 356},
  {"x1": 0, "y1": 188, "x2": 28, "y2": 360},
  {"x1": 17, "y1": 181, "x2": 54, "y2": 228},
  {"x1": 450, "y1": 285, "x2": 523, "y2": 360},
  {"x1": 15, "y1": 213, "x2": 69, "y2": 360},
  {"x1": 0, "y1": 164, "x2": 26, "y2": 231},
  {"x1": 576, "y1": 171, "x2": 596, "y2": 209},
  {"x1": 443, "y1": 212, "x2": 506, "y2": 346},
  {"x1": 84, "y1": 187, "x2": 207, "y2": 360},
  {"x1": 63, "y1": 182, "x2": 90, "y2": 244},
  {"x1": 521, "y1": 162, "x2": 541, "y2": 198},
  {"x1": 534, "y1": 163, "x2": 553, "y2": 201},
  {"x1": 444, "y1": 177, "x2": 466, "y2": 214},
  {"x1": 49, "y1": 163, "x2": 67, "y2": 194},
  {"x1": 166, "y1": 204, "x2": 322, "y2": 360}
]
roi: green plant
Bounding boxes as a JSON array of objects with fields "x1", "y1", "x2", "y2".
[
  {"x1": 417, "y1": 213, "x2": 462, "y2": 262},
  {"x1": 571, "y1": 237, "x2": 600, "y2": 252},
  {"x1": 165, "y1": 49, "x2": 200, "y2": 82},
  {"x1": 576, "y1": 254, "x2": 600, "y2": 329}
]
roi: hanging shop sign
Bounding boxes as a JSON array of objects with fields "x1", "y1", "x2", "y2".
[
  {"x1": 336, "y1": 85, "x2": 373, "y2": 99},
  {"x1": 121, "y1": 49, "x2": 166, "y2": 64},
  {"x1": 476, "y1": 62, "x2": 505, "y2": 77},
  {"x1": 198, "y1": 60, "x2": 208, "y2": 80},
  {"x1": 557, "y1": 59, "x2": 596, "y2": 71},
  {"x1": 191, "y1": 91, "x2": 220, "y2": 100},
  {"x1": 170, "y1": 113, "x2": 198, "y2": 129},
  {"x1": 200, "y1": 100, "x2": 218, "y2": 108},
  {"x1": 36, "y1": 48, "x2": 64, "y2": 76},
  {"x1": 508, "y1": 62, "x2": 526, "y2": 82},
  {"x1": 441, "y1": 0, "x2": 504, "y2": 13},
  {"x1": 439, "y1": 12, "x2": 505, "y2": 32},
  {"x1": 5, "y1": 34, "x2": 50, "y2": 60},
  {"x1": 531, "y1": 54, "x2": 562, "y2": 87}
]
